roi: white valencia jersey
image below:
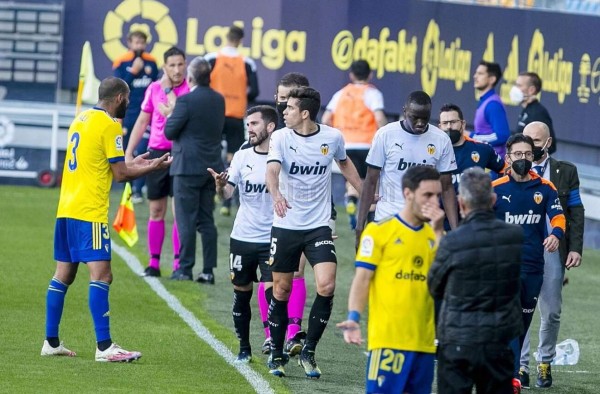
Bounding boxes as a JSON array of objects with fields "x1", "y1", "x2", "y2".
[
  {"x1": 367, "y1": 121, "x2": 457, "y2": 221},
  {"x1": 228, "y1": 147, "x2": 273, "y2": 243},
  {"x1": 267, "y1": 125, "x2": 346, "y2": 230}
]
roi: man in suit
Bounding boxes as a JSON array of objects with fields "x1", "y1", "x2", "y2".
[
  {"x1": 520, "y1": 121, "x2": 584, "y2": 388},
  {"x1": 165, "y1": 57, "x2": 225, "y2": 283}
]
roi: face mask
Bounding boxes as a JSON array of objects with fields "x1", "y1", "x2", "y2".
[
  {"x1": 133, "y1": 49, "x2": 143, "y2": 58},
  {"x1": 276, "y1": 101, "x2": 287, "y2": 119},
  {"x1": 532, "y1": 139, "x2": 549, "y2": 161},
  {"x1": 509, "y1": 85, "x2": 524, "y2": 104},
  {"x1": 512, "y1": 159, "x2": 532, "y2": 176},
  {"x1": 447, "y1": 129, "x2": 462, "y2": 144}
]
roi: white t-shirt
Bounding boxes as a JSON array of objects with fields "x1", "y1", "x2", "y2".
[
  {"x1": 267, "y1": 124, "x2": 346, "y2": 230},
  {"x1": 228, "y1": 147, "x2": 272, "y2": 243},
  {"x1": 366, "y1": 121, "x2": 457, "y2": 221}
]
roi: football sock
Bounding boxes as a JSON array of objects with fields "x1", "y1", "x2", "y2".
[
  {"x1": 348, "y1": 195, "x2": 358, "y2": 204},
  {"x1": 267, "y1": 296, "x2": 288, "y2": 356},
  {"x1": 265, "y1": 286, "x2": 273, "y2": 304},
  {"x1": 45, "y1": 278, "x2": 68, "y2": 340},
  {"x1": 257, "y1": 282, "x2": 270, "y2": 338},
  {"x1": 287, "y1": 277, "x2": 306, "y2": 340},
  {"x1": 89, "y1": 281, "x2": 111, "y2": 343},
  {"x1": 97, "y1": 339, "x2": 112, "y2": 352},
  {"x1": 305, "y1": 293, "x2": 334, "y2": 351},
  {"x1": 232, "y1": 289, "x2": 253, "y2": 350},
  {"x1": 172, "y1": 221, "x2": 180, "y2": 270},
  {"x1": 148, "y1": 219, "x2": 165, "y2": 269}
]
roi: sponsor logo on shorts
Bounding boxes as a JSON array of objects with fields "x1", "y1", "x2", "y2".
[{"x1": 314, "y1": 240, "x2": 334, "y2": 248}]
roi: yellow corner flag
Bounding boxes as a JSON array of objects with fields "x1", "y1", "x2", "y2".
[
  {"x1": 112, "y1": 182, "x2": 138, "y2": 247},
  {"x1": 75, "y1": 41, "x2": 101, "y2": 115}
]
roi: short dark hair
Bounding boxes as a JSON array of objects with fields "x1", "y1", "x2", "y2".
[
  {"x1": 188, "y1": 56, "x2": 211, "y2": 86},
  {"x1": 227, "y1": 26, "x2": 244, "y2": 42},
  {"x1": 402, "y1": 166, "x2": 440, "y2": 191},
  {"x1": 288, "y1": 87, "x2": 321, "y2": 121},
  {"x1": 350, "y1": 60, "x2": 371, "y2": 81},
  {"x1": 246, "y1": 105, "x2": 278, "y2": 127},
  {"x1": 479, "y1": 60, "x2": 503, "y2": 87},
  {"x1": 506, "y1": 133, "x2": 535, "y2": 153},
  {"x1": 127, "y1": 30, "x2": 147, "y2": 42},
  {"x1": 458, "y1": 167, "x2": 494, "y2": 211},
  {"x1": 439, "y1": 103, "x2": 464, "y2": 120},
  {"x1": 519, "y1": 71, "x2": 542, "y2": 93},
  {"x1": 278, "y1": 72, "x2": 309, "y2": 88},
  {"x1": 406, "y1": 90, "x2": 432, "y2": 107},
  {"x1": 163, "y1": 46, "x2": 185, "y2": 63},
  {"x1": 98, "y1": 77, "x2": 129, "y2": 101}
]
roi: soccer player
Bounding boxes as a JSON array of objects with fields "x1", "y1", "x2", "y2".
[
  {"x1": 207, "y1": 105, "x2": 277, "y2": 363},
  {"x1": 266, "y1": 87, "x2": 362, "y2": 378},
  {"x1": 125, "y1": 46, "x2": 190, "y2": 279},
  {"x1": 41, "y1": 77, "x2": 172, "y2": 361},
  {"x1": 492, "y1": 133, "x2": 566, "y2": 388},
  {"x1": 356, "y1": 91, "x2": 458, "y2": 246},
  {"x1": 337, "y1": 166, "x2": 445, "y2": 394}
]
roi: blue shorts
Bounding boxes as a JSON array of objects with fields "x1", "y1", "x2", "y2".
[
  {"x1": 366, "y1": 348, "x2": 434, "y2": 394},
  {"x1": 54, "y1": 218, "x2": 111, "y2": 263}
]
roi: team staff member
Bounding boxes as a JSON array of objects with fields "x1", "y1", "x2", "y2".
[
  {"x1": 112, "y1": 30, "x2": 158, "y2": 202},
  {"x1": 125, "y1": 47, "x2": 189, "y2": 279},
  {"x1": 41, "y1": 77, "x2": 171, "y2": 362},
  {"x1": 492, "y1": 133, "x2": 565, "y2": 385},
  {"x1": 208, "y1": 105, "x2": 277, "y2": 363},
  {"x1": 338, "y1": 166, "x2": 445, "y2": 394},
  {"x1": 519, "y1": 122, "x2": 584, "y2": 388}
]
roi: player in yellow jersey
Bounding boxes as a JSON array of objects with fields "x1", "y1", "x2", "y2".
[
  {"x1": 337, "y1": 166, "x2": 445, "y2": 394},
  {"x1": 41, "y1": 77, "x2": 172, "y2": 362}
]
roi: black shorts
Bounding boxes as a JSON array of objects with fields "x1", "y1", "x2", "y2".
[
  {"x1": 229, "y1": 238, "x2": 272, "y2": 286},
  {"x1": 145, "y1": 148, "x2": 173, "y2": 200},
  {"x1": 223, "y1": 117, "x2": 245, "y2": 155},
  {"x1": 347, "y1": 149, "x2": 369, "y2": 179},
  {"x1": 269, "y1": 226, "x2": 337, "y2": 273}
]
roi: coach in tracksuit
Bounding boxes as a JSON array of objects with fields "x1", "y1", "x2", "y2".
[{"x1": 492, "y1": 133, "x2": 566, "y2": 384}]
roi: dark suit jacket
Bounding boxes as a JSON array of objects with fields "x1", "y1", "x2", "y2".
[
  {"x1": 548, "y1": 157, "x2": 585, "y2": 263},
  {"x1": 165, "y1": 85, "x2": 225, "y2": 175}
]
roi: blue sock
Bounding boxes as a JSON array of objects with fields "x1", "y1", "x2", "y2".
[
  {"x1": 46, "y1": 278, "x2": 69, "y2": 339},
  {"x1": 89, "y1": 281, "x2": 111, "y2": 343}
]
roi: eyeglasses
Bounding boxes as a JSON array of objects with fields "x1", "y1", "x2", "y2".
[
  {"x1": 509, "y1": 151, "x2": 534, "y2": 160},
  {"x1": 439, "y1": 119, "x2": 462, "y2": 127}
]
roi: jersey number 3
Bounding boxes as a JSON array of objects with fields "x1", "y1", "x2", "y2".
[{"x1": 68, "y1": 132, "x2": 80, "y2": 171}]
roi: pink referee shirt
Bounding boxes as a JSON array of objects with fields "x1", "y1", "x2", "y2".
[{"x1": 140, "y1": 80, "x2": 190, "y2": 150}]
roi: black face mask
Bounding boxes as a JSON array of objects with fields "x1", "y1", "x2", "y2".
[
  {"x1": 133, "y1": 49, "x2": 143, "y2": 58},
  {"x1": 512, "y1": 159, "x2": 532, "y2": 176},
  {"x1": 447, "y1": 129, "x2": 462, "y2": 144},
  {"x1": 276, "y1": 101, "x2": 287, "y2": 119},
  {"x1": 532, "y1": 146, "x2": 545, "y2": 162}
]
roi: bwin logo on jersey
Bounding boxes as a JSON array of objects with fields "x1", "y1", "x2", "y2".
[
  {"x1": 505, "y1": 210, "x2": 542, "y2": 224},
  {"x1": 471, "y1": 151, "x2": 480, "y2": 163},
  {"x1": 290, "y1": 161, "x2": 327, "y2": 175},
  {"x1": 320, "y1": 143, "x2": 329, "y2": 155},
  {"x1": 533, "y1": 191, "x2": 543, "y2": 204},
  {"x1": 427, "y1": 144, "x2": 436, "y2": 155},
  {"x1": 397, "y1": 158, "x2": 430, "y2": 171},
  {"x1": 244, "y1": 180, "x2": 268, "y2": 193}
]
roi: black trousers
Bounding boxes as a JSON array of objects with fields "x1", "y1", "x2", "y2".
[
  {"x1": 173, "y1": 173, "x2": 217, "y2": 276},
  {"x1": 437, "y1": 342, "x2": 514, "y2": 394}
]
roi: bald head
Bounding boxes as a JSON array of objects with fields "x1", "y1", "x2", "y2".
[{"x1": 523, "y1": 121, "x2": 552, "y2": 162}]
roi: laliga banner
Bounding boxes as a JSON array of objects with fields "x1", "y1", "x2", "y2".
[{"x1": 61, "y1": 0, "x2": 600, "y2": 146}]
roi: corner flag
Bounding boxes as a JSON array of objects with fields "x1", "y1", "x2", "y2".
[
  {"x1": 75, "y1": 41, "x2": 101, "y2": 115},
  {"x1": 112, "y1": 182, "x2": 138, "y2": 247}
]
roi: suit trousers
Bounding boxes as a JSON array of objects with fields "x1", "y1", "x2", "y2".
[
  {"x1": 520, "y1": 249, "x2": 564, "y2": 369},
  {"x1": 173, "y1": 173, "x2": 217, "y2": 276}
]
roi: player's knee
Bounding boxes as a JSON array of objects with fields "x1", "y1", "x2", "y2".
[
  {"x1": 316, "y1": 281, "x2": 335, "y2": 297},
  {"x1": 273, "y1": 283, "x2": 292, "y2": 301}
]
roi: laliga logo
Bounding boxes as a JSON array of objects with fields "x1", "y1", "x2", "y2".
[{"x1": 103, "y1": 0, "x2": 177, "y2": 67}]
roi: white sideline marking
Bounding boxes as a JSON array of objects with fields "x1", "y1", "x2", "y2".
[{"x1": 112, "y1": 243, "x2": 274, "y2": 394}]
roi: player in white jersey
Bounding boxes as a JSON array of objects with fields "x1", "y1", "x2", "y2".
[
  {"x1": 265, "y1": 87, "x2": 362, "y2": 378},
  {"x1": 356, "y1": 91, "x2": 459, "y2": 245},
  {"x1": 208, "y1": 106, "x2": 277, "y2": 364}
]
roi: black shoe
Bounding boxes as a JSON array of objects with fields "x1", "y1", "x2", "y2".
[
  {"x1": 519, "y1": 367, "x2": 530, "y2": 389},
  {"x1": 284, "y1": 330, "x2": 306, "y2": 357},
  {"x1": 196, "y1": 273, "x2": 215, "y2": 284},
  {"x1": 170, "y1": 270, "x2": 193, "y2": 281},
  {"x1": 142, "y1": 266, "x2": 161, "y2": 277},
  {"x1": 536, "y1": 362, "x2": 552, "y2": 388}
]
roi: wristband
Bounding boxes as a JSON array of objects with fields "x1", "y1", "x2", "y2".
[{"x1": 347, "y1": 310, "x2": 360, "y2": 323}]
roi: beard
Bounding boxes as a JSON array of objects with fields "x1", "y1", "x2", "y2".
[
  {"x1": 115, "y1": 100, "x2": 128, "y2": 119},
  {"x1": 250, "y1": 130, "x2": 269, "y2": 146}
]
